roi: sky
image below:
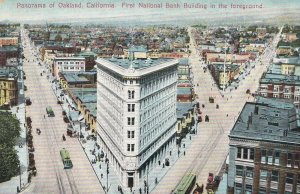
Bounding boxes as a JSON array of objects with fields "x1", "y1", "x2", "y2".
[{"x1": 0, "y1": 0, "x2": 299, "y2": 23}]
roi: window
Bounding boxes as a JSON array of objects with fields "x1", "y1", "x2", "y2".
[
  {"x1": 127, "y1": 117, "x2": 135, "y2": 125},
  {"x1": 287, "y1": 153, "x2": 292, "y2": 167},
  {"x1": 260, "y1": 170, "x2": 268, "y2": 181},
  {"x1": 127, "y1": 144, "x2": 135, "y2": 152},
  {"x1": 250, "y1": 148, "x2": 254, "y2": 160},
  {"x1": 128, "y1": 90, "x2": 135, "y2": 99},
  {"x1": 295, "y1": 154, "x2": 300, "y2": 168},
  {"x1": 127, "y1": 144, "x2": 130, "y2": 151},
  {"x1": 274, "y1": 151, "x2": 280, "y2": 165},
  {"x1": 245, "y1": 184, "x2": 252, "y2": 194},
  {"x1": 259, "y1": 188, "x2": 266, "y2": 194},
  {"x1": 131, "y1": 131, "x2": 135, "y2": 138},
  {"x1": 270, "y1": 190, "x2": 278, "y2": 194},
  {"x1": 235, "y1": 183, "x2": 242, "y2": 194},
  {"x1": 128, "y1": 104, "x2": 135, "y2": 112},
  {"x1": 246, "y1": 167, "x2": 253, "y2": 178},
  {"x1": 271, "y1": 171, "x2": 279, "y2": 182},
  {"x1": 243, "y1": 148, "x2": 248, "y2": 159},
  {"x1": 236, "y1": 165, "x2": 243, "y2": 177},
  {"x1": 237, "y1": 147, "x2": 242, "y2": 158},
  {"x1": 286, "y1": 173, "x2": 293, "y2": 184},
  {"x1": 268, "y1": 150, "x2": 273, "y2": 164},
  {"x1": 127, "y1": 131, "x2": 130, "y2": 138},
  {"x1": 130, "y1": 80, "x2": 133, "y2": 84},
  {"x1": 261, "y1": 150, "x2": 267, "y2": 163}
]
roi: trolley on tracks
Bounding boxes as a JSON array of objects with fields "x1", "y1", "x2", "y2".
[
  {"x1": 60, "y1": 148, "x2": 73, "y2": 169},
  {"x1": 174, "y1": 173, "x2": 196, "y2": 194}
]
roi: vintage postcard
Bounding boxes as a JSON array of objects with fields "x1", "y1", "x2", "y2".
[{"x1": 0, "y1": 0, "x2": 299, "y2": 194}]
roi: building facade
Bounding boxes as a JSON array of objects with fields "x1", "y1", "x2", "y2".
[
  {"x1": 53, "y1": 57, "x2": 85, "y2": 77},
  {"x1": 0, "y1": 67, "x2": 18, "y2": 106},
  {"x1": 258, "y1": 73, "x2": 300, "y2": 108},
  {"x1": 96, "y1": 58, "x2": 178, "y2": 189},
  {"x1": 228, "y1": 98, "x2": 300, "y2": 194},
  {"x1": 0, "y1": 37, "x2": 18, "y2": 46}
]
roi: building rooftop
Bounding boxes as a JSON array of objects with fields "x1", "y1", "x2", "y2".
[
  {"x1": 98, "y1": 58, "x2": 176, "y2": 70},
  {"x1": 54, "y1": 57, "x2": 85, "y2": 61},
  {"x1": 230, "y1": 97, "x2": 300, "y2": 145},
  {"x1": 214, "y1": 63, "x2": 239, "y2": 72},
  {"x1": 179, "y1": 58, "x2": 189, "y2": 66},
  {"x1": 260, "y1": 73, "x2": 300, "y2": 86},
  {"x1": 69, "y1": 88, "x2": 97, "y2": 117},
  {"x1": 177, "y1": 87, "x2": 192, "y2": 95},
  {"x1": 61, "y1": 73, "x2": 91, "y2": 84},
  {"x1": 0, "y1": 45, "x2": 18, "y2": 52},
  {"x1": 176, "y1": 102, "x2": 194, "y2": 119},
  {"x1": 128, "y1": 45, "x2": 147, "y2": 53},
  {"x1": 0, "y1": 66, "x2": 18, "y2": 79}
]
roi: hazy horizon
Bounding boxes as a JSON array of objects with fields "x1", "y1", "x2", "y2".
[{"x1": 0, "y1": 0, "x2": 300, "y2": 25}]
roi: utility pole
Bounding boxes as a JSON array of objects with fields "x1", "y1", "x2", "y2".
[
  {"x1": 146, "y1": 163, "x2": 149, "y2": 194},
  {"x1": 19, "y1": 163, "x2": 22, "y2": 191},
  {"x1": 223, "y1": 39, "x2": 227, "y2": 93},
  {"x1": 106, "y1": 161, "x2": 109, "y2": 192}
]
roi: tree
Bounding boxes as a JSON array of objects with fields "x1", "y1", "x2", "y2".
[
  {"x1": 0, "y1": 112, "x2": 20, "y2": 147},
  {"x1": 0, "y1": 112, "x2": 21, "y2": 183},
  {"x1": 0, "y1": 145, "x2": 20, "y2": 182}
]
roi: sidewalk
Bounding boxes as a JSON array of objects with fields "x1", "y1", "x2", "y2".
[{"x1": 0, "y1": 103, "x2": 29, "y2": 194}]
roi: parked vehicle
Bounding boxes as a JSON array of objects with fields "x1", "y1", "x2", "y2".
[
  {"x1": 205, "y1": 173, "x2": 221, "y2": 193},
  {"x1": 25, "y1": 97, "x2": 32, "y2": 105}
]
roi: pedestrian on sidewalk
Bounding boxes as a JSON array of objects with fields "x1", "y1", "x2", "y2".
[{"x1": 184, "y1": 151, "x2": 186, "y2": 156}]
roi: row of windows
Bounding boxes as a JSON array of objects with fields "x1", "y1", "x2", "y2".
[
  {"x1": 139, "y1": 126, "x2": 173, "y2": 163},
  {"x1": 140, "y1": 73, "x2": 177, "y2": 98},
  {"x1": 62, "y1": 66, "x2": 84, "y2": 70},
  {"x1": 140, "y1": 113, "x2": 175, "y2": 148},
  {"x1": 98, "y1": 69, "x2": 123, "y2": 95},
  {"x1": 261, "y1": 149, "x2": 280, "y2": 165},
  {"x1": 57, "y1": 61, "x2": 84, "y2": 65},
  {"x1": 236, "y1": 166, "x2": 300, "y2": 193},
  {"x1": 261, "y1": 149, "x2": 300, "y2": 168},
  {"x1": 236, "y1": 147, "x2": 254, "y2": 160},
  {"x1": 141, "y1": 85, "x2": 176, "y2": 109}
]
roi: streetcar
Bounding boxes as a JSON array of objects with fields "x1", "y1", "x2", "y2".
[
  {"x1": 60, "y1": 148, "x2": 73, "y2": 169},
  {"x1": 46, "y1": 106, "x2": 55, "y2": 117},
  {"x1": 174, "y1": 173, "x2": 196, "y2": 194}
]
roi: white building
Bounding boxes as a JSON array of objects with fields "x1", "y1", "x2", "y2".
[
  {"x1": 96, "y1": 57, "x2": 178, "y2": 189},
  {"x1": 53, "y1": 57, "x2": 85, "y2": 77}
]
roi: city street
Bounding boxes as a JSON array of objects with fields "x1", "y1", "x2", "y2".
[
  {"x1": 20, "y1": 27, "x2": 104, "y2": 194},
  {"x1": 152, "y1": 27, "x2": 282, "y2": 193}
]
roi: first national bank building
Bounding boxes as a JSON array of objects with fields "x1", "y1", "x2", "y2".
[{"x1": 96, "y1": 57, "x2": 178, "y2": 188}]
